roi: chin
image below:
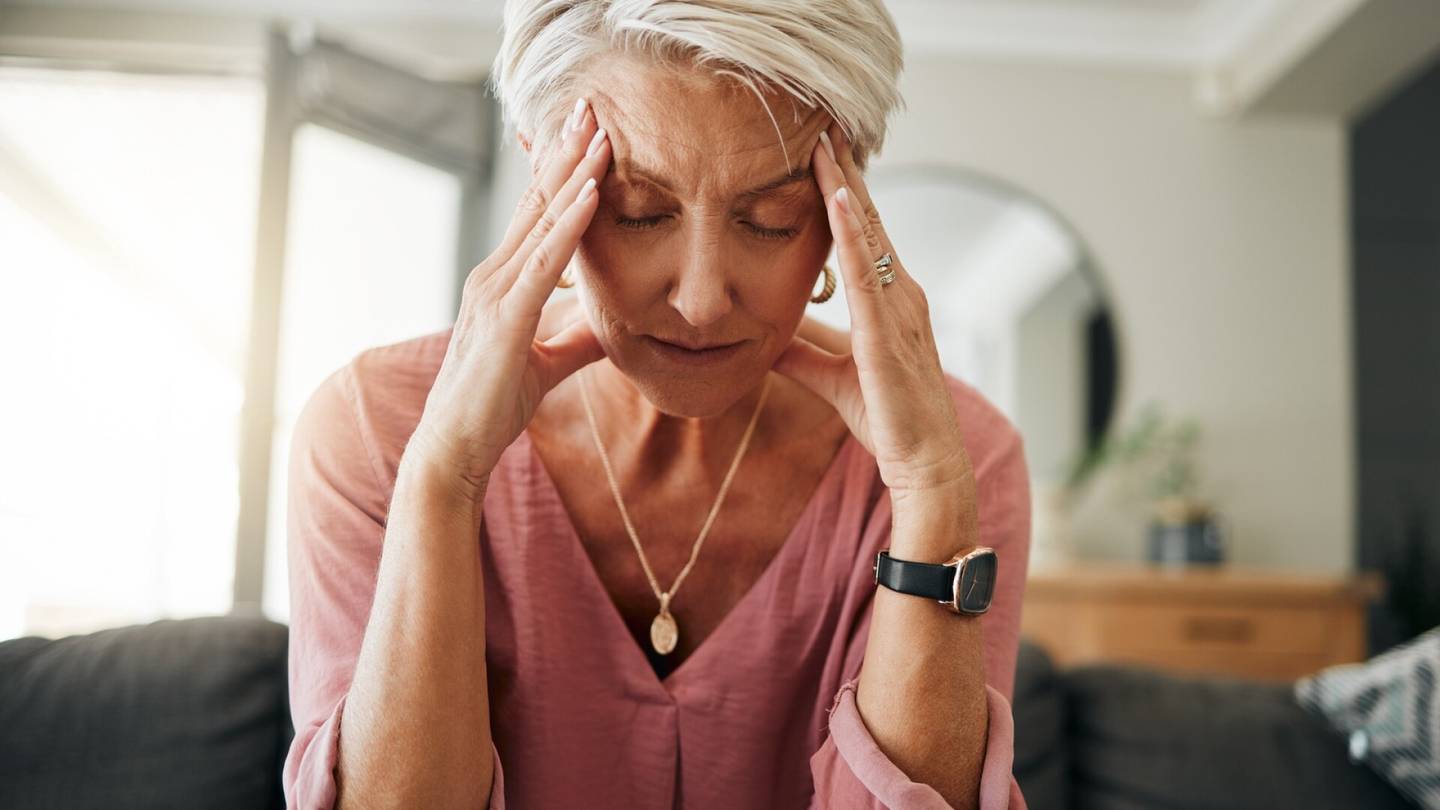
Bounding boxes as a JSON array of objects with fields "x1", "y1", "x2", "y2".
[{"x1": 611, "y1": 335, "x2": 768, "y2": 419}]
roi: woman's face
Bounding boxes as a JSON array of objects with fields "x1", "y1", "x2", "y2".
[{"x1": 532, "y1": 55, "x2": 836, "y2": 418}]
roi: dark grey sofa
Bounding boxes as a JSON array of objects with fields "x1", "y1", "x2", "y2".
[
  {"x1": 0, "y1": 616, "x2": 1419, "y2": 809},
  {"x1": 0, "y1": 616, "x2": 291, "y2": 810}
]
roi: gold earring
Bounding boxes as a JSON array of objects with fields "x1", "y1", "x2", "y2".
[
  {"x1": 556, "y1": 267, "x2": 575, "y2": 289},
  {"x1": 810, "y1": 264, "x2": 836, "y2": 304}
]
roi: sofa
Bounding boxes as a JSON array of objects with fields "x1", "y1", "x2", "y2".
[{"x1": 0, "y1": 615, "x2": 1418, "y2": 809}]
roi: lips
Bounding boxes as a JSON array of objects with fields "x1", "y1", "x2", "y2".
[
  {"x1": 653, "y1": 337, "x2": 739, "y2": 350},
  {"x1": 643, "y1": 335, "x2": 746, "y2": 365}
]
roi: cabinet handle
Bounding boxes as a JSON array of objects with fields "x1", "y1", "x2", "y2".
[{"x1": 1182, "y1": 616, "x2": 1255, "y2": 643}]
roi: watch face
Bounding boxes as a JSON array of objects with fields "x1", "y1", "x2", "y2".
[{"x1": 954, "y1": 550, "x2": 998, "y2": 614}]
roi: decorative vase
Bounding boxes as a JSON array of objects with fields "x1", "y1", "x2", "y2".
[{"x1": 1147, "y1": 520, "x2": 1225, "y2": 566}]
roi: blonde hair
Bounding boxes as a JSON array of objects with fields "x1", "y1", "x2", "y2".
[{"x1": 489, "y1": 0, "x2": 905, "y2": 171}]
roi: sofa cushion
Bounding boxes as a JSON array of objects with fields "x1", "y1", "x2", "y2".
[
  {"x1": 1065, "y1": 663, "x2": 1418, "y2": 810},
  {"x1": 0, "y1": 615, "x2": 292, "y2": 810},
  {"x1": 1012, "y1": 639, "x2": 1069, "y2": 810},
  {"x1": 1297, "y1": 625, "x2": 1440, "y2": 810}
]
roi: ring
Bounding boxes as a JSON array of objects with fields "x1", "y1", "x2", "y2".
[{"x1": 873, "y1": 252, "x2": 896, "y2": 286}]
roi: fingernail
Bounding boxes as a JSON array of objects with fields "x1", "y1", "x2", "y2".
[
  {"x1": 586, "y1": 127, "x2": 607, "y2": 157},
  {"x1": 819, "y1": 130, "x2": 836, "y2": 163},
  {"x1": 836, "y1": 186, "x2": 862, "y2": 226},
  {"x1": 568, "y1": 97, "x2": 588, "y2": 132},
  {"x1": 577, "y1": 176, "x2": 597, "y2": 203}
]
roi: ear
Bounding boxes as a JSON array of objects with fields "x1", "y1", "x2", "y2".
[{"x1": 516, "y1": 131, "x2": 533, "y2": 154}]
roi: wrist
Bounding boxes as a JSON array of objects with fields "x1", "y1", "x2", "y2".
[
  {"x1": 404, "y1": 423, "x2": 497, "y2": 501},
  {"x1": 889, "y1": 480, "x2": 978, "y2": 562},
  {"x1": 884, "y1": 437, "x2": 973, "y2": 497},
  {"x1": 398, "y1": 447, "x2": 491, "y2": 508}
]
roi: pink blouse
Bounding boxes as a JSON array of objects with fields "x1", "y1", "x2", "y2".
[{"x1": 282, "y1": 329, "x2": 1031, "y2": 809}]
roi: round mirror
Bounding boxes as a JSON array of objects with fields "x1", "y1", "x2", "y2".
[{"x1": 809, "y1": 166, "x2": 1121, "y2": 498}]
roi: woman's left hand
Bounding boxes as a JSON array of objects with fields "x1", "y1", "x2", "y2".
[{"x1": 773, "y1": 122, "x2": 973, "y2": 498}]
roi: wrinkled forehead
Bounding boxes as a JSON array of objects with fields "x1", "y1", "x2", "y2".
[{"x1": 580, "y1": 55, "x2": 828, "y2": 200}]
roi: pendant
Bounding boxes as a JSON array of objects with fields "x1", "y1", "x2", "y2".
[{"x1": 650, "y1": 609, "x2": 679, "y2": 655}]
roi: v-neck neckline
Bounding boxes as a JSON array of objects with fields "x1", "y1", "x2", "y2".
[{"x1": 516, "y1": 425, "x2": 857, "y2": 694}]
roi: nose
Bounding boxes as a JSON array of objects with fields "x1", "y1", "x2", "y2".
[{"x1": 665, "y1": 224, "x2": 733, "y2": 329}]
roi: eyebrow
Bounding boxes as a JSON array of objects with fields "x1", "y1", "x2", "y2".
[{"x1": 609, "y1": 158, "x2": 813, "y2": 199}]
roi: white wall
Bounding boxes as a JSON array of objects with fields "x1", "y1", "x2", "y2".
[
  {"x1": 878, "y1": 57, "x2": 1351, "y2": 571},
  {"x1": 488, "y1": 51, "x2": 1357, "y2": 574}
]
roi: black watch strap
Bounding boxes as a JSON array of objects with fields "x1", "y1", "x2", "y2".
[{"x1": 874, "y1": 550, "x2": 955, "y2": 601}]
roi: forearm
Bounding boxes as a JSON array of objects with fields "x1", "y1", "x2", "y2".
[
  {"x1": 336, "y1": 452, "x2": 494, "y2": 808},
  {"x1": 855, "y1": 477, "x2": 988, "y2": 810}
]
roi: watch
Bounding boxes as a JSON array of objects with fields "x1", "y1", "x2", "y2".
[{"x1": 872, "y1": 546, "x2": 998, "y2": 615}]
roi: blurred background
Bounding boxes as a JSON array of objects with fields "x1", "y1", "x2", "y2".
[{"x1": 1, "y1": 1, "x2": 1438, "y2": 808}]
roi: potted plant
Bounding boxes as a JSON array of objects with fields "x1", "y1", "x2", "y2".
[{"x1": 1062, "y1": 402, "x2": 1222, "y2": 565}]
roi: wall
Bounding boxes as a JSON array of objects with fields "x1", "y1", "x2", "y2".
[
  {"x1": 879, "y1": 58, "x2": 1352, "y2": 571},
  {"x1": 486, "y1": 54, "x2": 1354, "y2": 572},
  {"x1": 1351, "y1": 55, "x2": 1440, "y2": 647}
]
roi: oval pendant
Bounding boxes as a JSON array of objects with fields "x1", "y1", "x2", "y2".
[{"x1": 650, "y1": 610, "x2": 679, "y2": 655}]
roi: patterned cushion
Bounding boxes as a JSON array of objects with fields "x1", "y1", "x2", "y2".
[{"x1": 1296, "y1": 625, "x2": 1440, "y2": 810}]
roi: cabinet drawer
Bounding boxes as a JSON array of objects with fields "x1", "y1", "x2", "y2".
[
  {"x1": 1020, "y1": 564, "x2": 1380, "y2": 681},
  {"x1": 1093, "y1": 601, "x2": 1336, "y2": 655}
]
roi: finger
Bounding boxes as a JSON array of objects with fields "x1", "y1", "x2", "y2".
[
  {"x1": 821, "y1": 126, "x2": 916, "y2": 294},
  {"x1": 502, "y1": 176, "x2": 601, "y2": 322},
  {"x1": 771, "y1": 333, "x2": 853, "y2": 407},
  {"x1": 495, "y1": 97, "x2": 599, "y2": 263},
  {"x1": 811, "y1": 137, "x2": 889, "y2": 333},
  {"x1": 494, "y1": 125, "x2": 611, "y2": 293},
  {"x1": 823, "y1": 124, "x2": 897, "y2": 264},
  {"x1": 535, "y1": 317, "x2": 606, "y2": 394}
]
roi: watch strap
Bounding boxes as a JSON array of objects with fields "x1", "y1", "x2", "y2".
[{"x1": 873, "y1": 550, "x2": 954, "y2": 602}]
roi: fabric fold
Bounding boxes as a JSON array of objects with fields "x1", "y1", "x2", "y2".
[{"x1": 808, "y1": 677, "x2": 1026, "y2": 809}]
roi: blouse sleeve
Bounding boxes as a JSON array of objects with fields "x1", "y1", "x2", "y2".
[
  {"x1": 281, "y1": 363, "x2": 507, "y2": 809},
  {"x1": 807, "y1": 420, "x2": 1032, "y2": 810}
]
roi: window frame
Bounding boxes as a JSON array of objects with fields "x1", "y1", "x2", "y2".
[{"x1": 0, "y1": 13, "x2": 499, "y2": 622}]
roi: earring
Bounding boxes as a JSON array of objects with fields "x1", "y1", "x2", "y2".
[
  {"x1": 810, "y1": 264, "x2": 836, "y2": 304},
  {"x1": 556, "y1": 267, "x2": 575, "y2": 288}
]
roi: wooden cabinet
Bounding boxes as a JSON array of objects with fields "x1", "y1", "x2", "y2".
[{"x1": 1020, "y1": 563, "x2": 1384, "y2": 682}]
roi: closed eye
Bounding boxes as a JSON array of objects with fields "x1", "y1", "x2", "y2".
[
  {"x1": 616, "y1": 215, "x2": 668, "y2": 231},
  {"x1": 742, "y1": 222, "x2": 798, "y2": 241},
  {"x1": 614, "y1": 215, "x2": 796, "y2": 241}
]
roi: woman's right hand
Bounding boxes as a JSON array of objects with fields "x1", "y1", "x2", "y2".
[{"x1": 409, "y1": 99, "x2": 611, "y2": 496}]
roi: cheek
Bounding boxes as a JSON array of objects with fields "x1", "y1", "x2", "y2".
[
  {"x1": 572, "y1": 229, "x2": 654, "y2": 331},
  {"x1": 574, "y1": 227, "x2": 655, "y2": 294}
]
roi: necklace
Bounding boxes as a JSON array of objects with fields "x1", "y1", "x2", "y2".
[{"x1": 578, "y1": 366, "x2": 773, "y2": 656}]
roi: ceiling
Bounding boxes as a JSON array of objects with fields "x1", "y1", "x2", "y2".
[
  {"x1": 888, "y1": 0, "x2": 1284, "y2": 68},
  {"x1": 4, "y1": 0, "x2": 1438, "y2": 117},
  {"x1": 0, "y1": 0, "x2": 1296, "y2": 68}
]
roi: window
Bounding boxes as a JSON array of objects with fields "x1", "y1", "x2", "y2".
[
  {"x1": 0, "y1": 31, "x2": 495, "y2": 641},
  {"x1": 261, "y1": 124, "x2": 461, "y2": 622},
  {"x1": 0, "y1": 67, "x2": 263, "y2": 638}
]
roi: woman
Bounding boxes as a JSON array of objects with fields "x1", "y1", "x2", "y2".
[{"x1": 283, "y1": 1, "x2": 1030, "y2": 808}]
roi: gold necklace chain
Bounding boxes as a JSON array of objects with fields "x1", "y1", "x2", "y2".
[{"x1": 578, "y1": 365, "x2": 773, "y2": 656}]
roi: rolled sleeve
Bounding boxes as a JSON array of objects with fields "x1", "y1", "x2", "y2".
[
  {"x1": 808, "y1": 677, "x2": 1026, "y2": 810},
  {"x1": 285, "y1": 694, "x2": 507, "y2": 810}
]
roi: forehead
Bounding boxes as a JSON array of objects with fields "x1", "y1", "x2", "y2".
[{"x1": 580, "y1": 54, "x2": 827, "y2": 200}]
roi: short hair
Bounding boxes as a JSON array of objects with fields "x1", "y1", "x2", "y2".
[{"x1": 489, "y1": 0, "x2": 905, "y2": 171}]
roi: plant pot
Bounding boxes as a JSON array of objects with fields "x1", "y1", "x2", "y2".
[{"x1": 1147, "y1": 518, "x2": 1225, "y2": 566}]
